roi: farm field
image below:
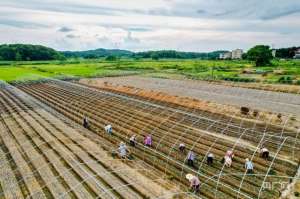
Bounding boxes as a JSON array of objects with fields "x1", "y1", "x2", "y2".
[
  {"x1": 0, "y1": 82, "x2": 183, "y2": 199},
  {"x1": 0, "y1": 59, "x2": 300, "y2": 85},
  {"x1": 80, "y1": 76, "x2": 300, "y2": 117},
  {"x1": 0, "y1": 60, "x2": 300, "y2": 199},
  {"x1": 6, "y1": 78, "x2": 297, "y2": 199}
]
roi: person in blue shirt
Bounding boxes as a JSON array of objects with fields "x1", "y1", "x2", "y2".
[{"x1": 245, "y1": 158, "x2": 254, "y2": 174}]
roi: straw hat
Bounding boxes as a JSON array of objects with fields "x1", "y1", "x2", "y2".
[
  {"x1": 120, "y1": 142, "x2": 125, "y2": 146},
  {"x1": 186, "y1": 174, "x2": 194, "y2": 181},
  {"x1": 245, "y1": 158, "x2": 249, "y2": 162}
]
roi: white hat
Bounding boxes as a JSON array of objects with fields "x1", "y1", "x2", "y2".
[
  {"x1": 120, "y1": 142, "x2": 125, "y2": 146},
  {"x1": 186, "y1": 174, "x2": 193, "y2": 181},
  {"x1": 245, "y1": 158, "x2": 249, "y2": 162}
]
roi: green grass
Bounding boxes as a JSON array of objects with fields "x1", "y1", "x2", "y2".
[{"x1": 0, "y1": 58, "x2": 300, "y2": 84}]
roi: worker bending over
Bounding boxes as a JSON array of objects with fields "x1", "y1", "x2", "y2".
[
  {"x1": 144, "y1": 135, "x2": 152, "y2": 147},
  {"x1": 207, "y1": 153, "x2": 214, "y2": 165},
  {"x1": 118, "y1": 142, "x2": 128, "y2": 159},
  {"x1": 105, "y1": 124, "x2": 112, "y2": 135},
  {"x1": 186, "y1": 174, "x2": 200, "y2": 193},
  {"x1": 187, "y1": 150, "x2": 196, "y2": 167},
  {"x1": 245, "y1": 158, "x2": 254, "y2": 174},
  {"x1": 260, "y1": 147, "x2": 269, "y2": 160},
  {"x1": 83, "y1": 116, "x2": 89, "y2": 129},
  {"x1": 223, "y1": 150, "x2": 234, "y2": 167},
  {"x1": 179, "y1": 143, "x2": 185, "y2": 153},
  {"x1": 129, "y1": 135, "x2": 137, "y2": 147}
]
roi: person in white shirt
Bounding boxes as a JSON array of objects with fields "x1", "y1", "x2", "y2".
[
  {"x1": 118, "y1": 142, "x2": 128, "y2": 159},
  {"x1": 187, "y1": 151, "x2": 196, "y2": 167},
  {"x1": 245, "y1": 158, "x2": 254, "y2": 174},
  {"x1": 260, "y1": 147, "x2": 269, "y2": 160},
  {"x1": 207, "y1": 153, "x2": 214, "y2": 165},
  {"x1": 105, "y1": 124, "x2": 112, "y2": 135},
  {"x1": 179, "y1": 143, "x2": 185, "y2": 153},
  {"x1": 129, "y1": 135, "x2": 137, "y2": 147}
]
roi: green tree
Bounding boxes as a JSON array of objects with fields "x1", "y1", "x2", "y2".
[
  {"x1": 105, "y1": 55, "x2": 117, "y2": 61},
  {"x1": 15, "y1": 52, "x2": 22, "y2": 61},
  {"x1": 247, "y1": 45, "x2": 273, "y2": 66}
]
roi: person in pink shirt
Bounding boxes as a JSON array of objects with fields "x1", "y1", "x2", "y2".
[
  {"x1": 226, "y1": 149, "x2": 234, "y2": 159},
  {"x1": 186, "y1": 174, "x2": 200, "y2": 193},
  {"x1": 144, "y1": 135, "x2": 152, "y2": 147}
]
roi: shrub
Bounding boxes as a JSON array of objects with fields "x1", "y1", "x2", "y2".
[
  {"x1": 241, "y1": 107, "x2": 250, "y2": 115},
  {"x1": 278, "y1": 76, "x2": 294, "y2": 84}
]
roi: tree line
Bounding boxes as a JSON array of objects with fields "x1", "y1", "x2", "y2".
[{"x1": 0, "y1": 44, "x2": 65, "y2": 61}]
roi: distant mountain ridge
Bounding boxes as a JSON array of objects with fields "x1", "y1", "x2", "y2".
[
  {"x1": 62, "y1": 48, "x2": 229, "y2": 59},
  {"x1": 62, "y1": 48, "x2": 133, "y2": 58}
]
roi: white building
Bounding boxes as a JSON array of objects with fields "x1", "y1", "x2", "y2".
[
  {"x1": 294, "y1": 49, "x2": 300, "y2": 59},
  {"x1": 219, "y1": 52, "x2": 232, "y2": 59},
  {"x1": 272, "y1": 49, "x2": 276, "y2": 58},
  {"x1": 231, "y1": 49, "x2": 243, "y2": 59}
]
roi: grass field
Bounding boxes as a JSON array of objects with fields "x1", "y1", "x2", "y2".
[{"x1": 0, "y1": 58, "x2": 300, "y2": 84}]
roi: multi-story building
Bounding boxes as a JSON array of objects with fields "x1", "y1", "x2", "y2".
[
  {"x1": 231, "y1": 49, "x2": 243, "y2": 59},
  {"x1": 219, "y1": 52, "x2": 232, "y2": 59},
  {"x1": 294, "y1": 49, "x2": 300, "y2": 59}
]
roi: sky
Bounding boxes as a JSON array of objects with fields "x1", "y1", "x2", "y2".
[{"x1": 0, "y1": 0, "x2": 300, "y2": 52}]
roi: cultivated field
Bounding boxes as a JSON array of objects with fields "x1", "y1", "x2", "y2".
[
  {"x1": 80, "y1": 77, "x2": 300, "y2": 117},
  {"x1": 0, "y1": 82, "x2": 183, "y2": 199},
  {"x1": 6, "y1": 78, "x2": 297, "y2": 199},
  {"x1": 0, "y1": 59, "x2": 300, "y2": 85}
]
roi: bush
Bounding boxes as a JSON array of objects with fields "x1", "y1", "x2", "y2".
[
  {"x1": 222, "y1": 77, "x2": 256, "y2": 83},
  {"x1": 278, "y1": 76, "x2": 294, "y2": 84}
]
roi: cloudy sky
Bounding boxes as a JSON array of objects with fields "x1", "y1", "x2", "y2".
[{"x1": 0, "y1": 0, "x2": 299, "y2": 52}]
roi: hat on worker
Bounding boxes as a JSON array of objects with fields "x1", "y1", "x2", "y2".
[
  {"x1": 186, "y1": 174, "x2": 193, "y2": 181},
  {"x1": 245, "y1": 158, "x2": 249, "y2": 162}
]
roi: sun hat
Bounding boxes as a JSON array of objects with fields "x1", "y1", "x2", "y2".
[{"x1": 186, "y1": 174, "x2": 193, "y2": 181}]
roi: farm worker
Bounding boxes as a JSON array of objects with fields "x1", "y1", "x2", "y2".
[
  {"x1": 224, "y1": 155, "x2": 232, "y2": 167},
  {"x1": 245, "y1": 158, "x2": 254, "y2": 174},
  {"x1": 144, "y1": 135, "x2": 152, "y2": 147},
  {"x1": 179, "y1": 143, "x2": 185, "y2": 153},
  {"x1": 186, "y1": 174, "x2": 200, "y2": 193},
  {"x1": 260, "y1": 147, "x2": 269, "y2": 160},
  {"x1": 207, "y1": 153, "x2": 214, "y2": 165},
  {"x1": 105, "y1": 124, "x2": 112, "y2": 135},
  {"x1": 129, "y1": 135, "x2": 137, "y2": 147},
  {"x1": 225, "y1": 149, "x2": 234, "y2": 159},
  {"x1": 118, "y1": 142, "x2": 128, "y2": 159},
  {"x1": 83, "y1": 116, "x2": 89, "y2": 129},
  {"x1": 187, "y1": 150, "x2": 195, "y2": 167}
]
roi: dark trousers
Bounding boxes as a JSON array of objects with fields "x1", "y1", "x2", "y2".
[
  {"x1": 179, "y1": 146, "x2": 185, "y2": 152},
  {"x1": 207, "y1": 157, "x2": 213, "y2": 165},
  {"x1": 187, "y1": 159, "x2": 194, "y2": 167},
  {"x1": 130, "y1": 140, "x2": 135, "y2": 147},
  {"x1": 247, "y1": 169, "x2": 253, "y2": 174},
  {"x1": 262, "y1": 151, "x2": 269, "y2": 159},
  {"x1": 83, "y1": 122, "x2": 88, "y2": 129},
  {"x1": 192, "y1": 184, "x2": 200, "y2": 193}
]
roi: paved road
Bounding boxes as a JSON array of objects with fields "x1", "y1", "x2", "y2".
[{"x1": 91, "y1": 76, "x2": 300, "y2": 116}]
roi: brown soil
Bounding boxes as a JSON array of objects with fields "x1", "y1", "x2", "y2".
[{"x1": 79, "y1": 78, "x2": 296, "y2": 128}]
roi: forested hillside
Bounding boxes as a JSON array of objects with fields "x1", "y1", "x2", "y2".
[{"x1": 0, "y1": 44, "x2": 64, "y2": 61}]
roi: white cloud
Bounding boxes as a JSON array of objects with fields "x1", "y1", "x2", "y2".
[{"x1": 0, "y1": 0, "x2": 299, "y2": 51}]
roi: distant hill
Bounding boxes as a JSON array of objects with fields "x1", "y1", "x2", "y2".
[
  {"x1": 62, "y1": 48, "x2": 134, "y2": 59},
  {"x1": 62, "y1": 48, "x2": 228, "y2": 60},
  {"x1": 0, "y1": 44, "x2": 64, "y2": 61},
  {"x1": 134, "y1": 50, "x2": 228, "y2": 60}
]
